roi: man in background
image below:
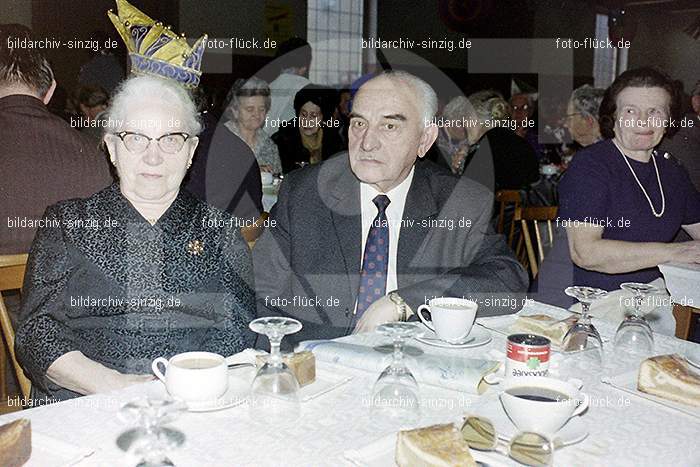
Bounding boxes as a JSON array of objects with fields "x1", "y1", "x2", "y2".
[
  {"x1": 562, "y1": 84, "x2": 605, "y2": 147},
  {"x1": 0, "y1": 24, "x2": 112, "y2": 255},
  {"x1": 263, "y1": 37, "x2": 312, "y2": 135},
  {"x1": 659, "y1": 80, "x2": 700, "y2": 191}
]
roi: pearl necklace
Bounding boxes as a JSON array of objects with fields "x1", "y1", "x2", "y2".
[{"x1": 612, "y1": 139, "x2": 665, "y2": 218}]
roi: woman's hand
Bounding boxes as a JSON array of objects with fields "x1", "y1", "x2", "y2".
[{"x1": 47, "y1": 351, "x2": 154, "y2": 395}]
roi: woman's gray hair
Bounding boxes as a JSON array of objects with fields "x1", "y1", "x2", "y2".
[
  {"x1": 570, "y1": 84, "x2": 605, "y2": 119},
  {"x1": 224, "y1": 76, "x2": 271, "y2": 120},
  {"x1": 467, "y1": 90, "x2": 510, "y2": 123},
  {"x1": 379, "y1": 70, "x2": 438, "y2": 125},
  {"x1": 103, "y1": 75, "x2": 202, "y2": 135},
  {"x1": 442, "y1": 96, "x2": 471, "y2": 121}
]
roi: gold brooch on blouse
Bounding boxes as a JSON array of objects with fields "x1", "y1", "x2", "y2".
[{"x1": 187, "y1": 239, "x2": 204, "y2": 255}]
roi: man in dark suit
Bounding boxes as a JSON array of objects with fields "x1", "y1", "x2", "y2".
[
  {"x1": 0, "y1": 24, "x2": 112, "y2": 255},
  {"x1": 253, "y1": 71, "x2": 527, "y2": 344}
]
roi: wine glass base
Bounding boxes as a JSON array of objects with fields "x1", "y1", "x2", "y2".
[
  {"x1": 117, "y1": 428, "x2": 184, "y2": 467},
  {"x1": 116, "y1": 427, "x2": 185, "y2": 452}
]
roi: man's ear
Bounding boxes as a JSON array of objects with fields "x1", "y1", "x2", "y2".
[
  {"x1": 417, "y1": 124, "x2": 439, "y2": 158},
  {"x1": 42, "y1": 79, "x2": 57, "y2": 105}
]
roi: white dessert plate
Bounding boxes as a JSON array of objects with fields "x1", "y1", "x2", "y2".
[
  {"x1": 684, "y1": 347, "x2": 700, "y2": 370},
  {"x1": 415, "y1": 325, "x2": 491, "y2": 349},
  {"x1": 602, "y1": 370, "x2": 700, "y2": 418},
  {"x1": 153, "y1": 365, "x2": 353, "y2": 412},
  {"x1": 342, "y1": 432, "x2": 511, "y2": 467},
  {"x1": 26, "y1": 432, "x2": 95, "y2": 467}
]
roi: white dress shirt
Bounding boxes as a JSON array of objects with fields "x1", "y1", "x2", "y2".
[{"x1": 359, "y1": 167, "x2": 415, "y2": 297}]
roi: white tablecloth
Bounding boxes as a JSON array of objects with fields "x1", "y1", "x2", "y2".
[{"x1": 1, "y1": 301, "x2": 699, "y2": 466}]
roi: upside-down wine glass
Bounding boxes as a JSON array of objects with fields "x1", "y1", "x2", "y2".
[
  {"x1": 614, "y1": 282, "x2": 656, "y2": 356},
  {"x1": 370, "y1": 322, "x2": 424, "y2": 428},
  {"x1": 117, "y1": 397, "x2": 186, "y2": 467},
  {"x1": 563, "y1": 286, "x2": 608, "y2": 366},
  {"x1": 249, "y1": 317, "x2": 303, "y2": 423}
]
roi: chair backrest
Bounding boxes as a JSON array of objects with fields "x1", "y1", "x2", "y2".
[
  {"x1": 495, "y1": 190, "x2": 522, "y2": 248},
  {"x1": 0, "y1": 254, "x2": 32, "y2": 400},
  {"x1": 241, "y1": 212, "x2": 270, "y2": 249},
  {"x1": 514, "y1": 206, "x2": 558, "y2": 279},
  {"x1": 671, "y1": 303, "x2": 700, "y2": 341}
]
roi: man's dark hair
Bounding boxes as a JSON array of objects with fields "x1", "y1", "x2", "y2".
[
  {"x1": 0, "y1": 24, "x2": 54, "y2": 97},
  {"x1": 274, "y1": 37, "x2": 312, "y2": 72},
  {"x1": 599, "y1": 67, "x2": 681, "y2": 138}
]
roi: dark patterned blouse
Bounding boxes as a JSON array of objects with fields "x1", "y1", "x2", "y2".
[{"x1": 15, "y1": 184, "x2": 257, "y2": 400}]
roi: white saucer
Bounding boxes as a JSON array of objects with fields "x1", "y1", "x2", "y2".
[
  {"x1": 415, "y1": 326, "x2": 491, "y2": 349},
  {"x1": 492, "y1": 406, "x2": 588, "y2": 446},
  {"x1": 685, "y1": 347, "x2": 700, "y2": 370},
  {"x1": 177, "y1": 367, "x2": 255, "y2": 413}
]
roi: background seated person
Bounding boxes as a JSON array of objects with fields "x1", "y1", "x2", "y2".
[
  {"x1": 461, "y1": 90, "x2": 539, "y2": 192},
  {"x1": 558, "y1": 67, "x2": 700, "y2": 292},
  {"x1": 271, "y1": 84, "x2": 345, "y2": 173},
  {"x1": 15, "y1": 75, "x2": 257, "y2": 401},
  {"x1": 223, "y1": 76, "x2": 283, "y2": 175}
]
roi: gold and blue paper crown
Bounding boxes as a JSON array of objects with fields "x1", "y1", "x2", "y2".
[{"x1": 108, "y1": 0, "x2": 207, "y2": 88}]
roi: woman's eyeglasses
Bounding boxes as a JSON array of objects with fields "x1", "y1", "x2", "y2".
[{"x1": 112, "y1": 131, "x2": 194, "y2": 154}]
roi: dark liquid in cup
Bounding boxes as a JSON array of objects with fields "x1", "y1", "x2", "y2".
[
  {"x1": 176, "y1": 358, "x2": 220, "y2": 370},
  {"x1": 507, "y1": 387, "x2": 570, "y2": 402}
]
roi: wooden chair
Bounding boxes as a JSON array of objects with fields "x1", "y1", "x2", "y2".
[
  {"x1": 495, "y1": 190, "x2": 522, "y2": 248},
  {"x1": 513, "y1": 206, "x2": 558, "y2": 279},
  {"x1": 240, "y1": 212, "x2": 269, "y2": 249},
  {"x1": 672, "y1": 303, "x2": 700, "y2": 341},
  {"x1": 0, "y1": 254, "x2": 32, "y2": 402}
]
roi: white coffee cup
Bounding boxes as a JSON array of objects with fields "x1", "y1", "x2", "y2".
[
  {"x1": 152, "y1": 351, "x2": 228, "y2": 402},
  {"x1": 416, "y1": 297, "x2": 478, "y2": 343},
  {"x1": 499, "y1": 376, "x2": 589, "y2": 435},
  {"x1": 260, "y1": 171, "x2": 273, "y2": 185}
]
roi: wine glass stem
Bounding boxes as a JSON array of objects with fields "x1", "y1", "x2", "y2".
[
  {"x1": 633, "y1": 294, "x2": 642, "y2": 318},
  {"x1": 580, "y1": 302, "x2": 591, "y2": 323},
  {"x1": 392, "y1": 338, "x2": 404, "y2": 366},
  {"x1": 269, "y1": 335, "x2": 283, "y2": 367}
]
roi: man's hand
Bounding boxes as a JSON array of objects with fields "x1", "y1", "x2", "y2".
[
  {"x1": 352, "y1": 295, "x2": 399, "y2": 334},
  {"x1": 260, "y1": 164, "x2": 274, "y2": 173}
]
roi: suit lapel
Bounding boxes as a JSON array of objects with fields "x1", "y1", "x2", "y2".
[
  {"x1": 326, "y1": 162, "x2": 362, "y2": 306},
  {"x1": 397, "y1": 163, "x2": 439, "y2": 287}
]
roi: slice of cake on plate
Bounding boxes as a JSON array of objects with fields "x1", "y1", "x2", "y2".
[
  {"x1": 637, "y1": 354, "x2": 700, "y2": 407},
  {"x1": 509, "y1": 314, "x2": 572, "y2": 346},
  {"x1": 395, "y1": 423, "x2": 476, "y2": 467}
]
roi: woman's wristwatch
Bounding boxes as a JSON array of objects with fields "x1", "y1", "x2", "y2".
[{"x1": 389, "y1": 292, "x2": 412, "y2": 321}]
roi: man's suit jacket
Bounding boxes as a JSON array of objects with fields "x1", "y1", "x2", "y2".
[
  {"x1": 252, "y1": 153, "x2": 528, "y2": 346},
  {"x1": 0, "y1": 95, "x2": 112, "y2": 255}
]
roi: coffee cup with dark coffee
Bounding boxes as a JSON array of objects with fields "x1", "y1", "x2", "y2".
[
  {"x1": 152, "y1": 351, "x2": 228, "y2": 402},
  {"x1": 499, "y1": 376, "x2": 589, "y2": 435}
]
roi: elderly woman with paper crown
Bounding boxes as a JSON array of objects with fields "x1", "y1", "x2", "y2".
[{"x1": 15, "y1": 1, "x2": 256, "y2": 402}]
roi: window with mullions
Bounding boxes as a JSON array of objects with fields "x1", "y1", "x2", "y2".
[
  {"x1": 307, "y1": 0, "x2": 364, "y2": 86},
  {"x1": 593, "y1": 13, "x2": 617, "y2": 88}
]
